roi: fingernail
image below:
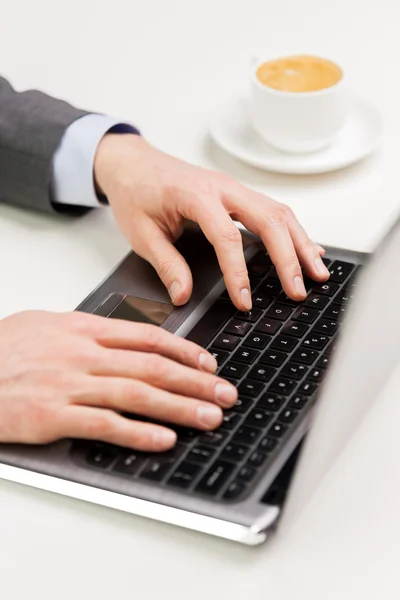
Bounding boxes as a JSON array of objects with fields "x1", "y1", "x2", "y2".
[
  {"x1": 240, "y1": 288, "x2": 252, "y2": 310},
  {"x1": 196, "y1": 404, "x2": 223, "y2": 428},
  {"x1": 314, "y1": 256, "x2": 330, "y2": 277},
  {"x1": 152, "y1": 428, "x2": 177, "y2": 449},
  {"x1": 316, "y1": 244, "x2": 326, "y2": 255},
  {"x1": 199, "y1": 352, "x2": 218, "y2": 373},
  {"x1": 169, "y1": 281, "x2": 181, "y2": 304},
  {"x1": 215, "y1": 382, "x2": 238, "y2": 407},
  {"x1": 294, "y1": 275, "x2": 307, "y2": 297}
]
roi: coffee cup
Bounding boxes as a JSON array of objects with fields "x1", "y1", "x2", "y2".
[{"x1": 250, "y1": 54, "x2": 348, "y2": 153}]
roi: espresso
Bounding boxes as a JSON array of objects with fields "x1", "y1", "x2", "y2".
[{"x1": 256, "y1": 55, "x2": 342, "y2": 93}]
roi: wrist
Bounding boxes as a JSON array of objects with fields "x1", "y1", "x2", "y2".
[{"x1": 94, "y1": 133, "x2": 147, "y2": 197}]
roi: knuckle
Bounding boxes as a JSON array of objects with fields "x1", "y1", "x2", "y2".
[
  {"x1": 266, "y1": 207, "x2": 287, "y2": 228},
  {"x1": 86, "y1": 411, "x2": 115, "y2": 439},
  {"x1": 231, "y1": 266, "x2": 249, "y2": 281},
  {"x1": 220, "y1": 224, "x2": 242, "y2": 245},
  {"x1": 156, "y1": 256, "x2": 179, "y2": 281},
  {"x1": 147, "y1": 353, "x2": 168, "y2": 376},
  {"x1": 141, "y1": 325, "x2": 162, "y2": 351},
  {"x1": 301, "y1": 236, "x2": 315, "y2": 253},
  {"x1": 280, "y1": 254, "x2": 301, "y2": 272}
]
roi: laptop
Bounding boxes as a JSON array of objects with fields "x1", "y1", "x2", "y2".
[{"x1": 0, "y1": 218, "x2": 398, "y2": 545}]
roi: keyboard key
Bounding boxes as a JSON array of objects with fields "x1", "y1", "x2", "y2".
[
  {"x1": 292, "y1": 306, "x2": 319, "y2": 324},
  {"x1": 252, "y1": 292, "x2": 273, "y2": 309},
  {"x1": 323, "y1": 304, "x2": 347, "y2": 320},
  {"x1": 238, "y1": 379, "x2": 265, "y2": 398},
  {"x1": 196, "y1": 461, "x2": 235, "y2": 495},
  {"x1": 224, "y1": 319, "x2": 252, "y2": 337},
  {"x1": 313, "y1": 318, "x2": 339, "y2": 336},
  {"x1": 221, "y1": 442, "x2": 249, "y2": 462},
  {"x1": 266, "y1": 303, "x2": 293, "y2": 321},
  {"x1": 305, "y1": 294, "x2": 329, "y2": 310},
  {"x1": 288, "y1": 394, "x2": 308, "y2": 409},
  {"x1": 261, "y1": 278, "x2": 282, "y2": 296},
  {"x1": 223, "y1": 480, "x2": 246, "y2": 500},
  {"x1": 333, "y1": 290, "x2": 356, "y2": 306},
  {"x1": 208, "y1": 347, "x2": 229, "y2": 366},
  {"x1": 282, "y1": 321, "x2": 309, "y2": 338},
  {"x1": 317, "y1": 354, "x2": 331, "y2": 369},
  {"x1": 243, "y1": 332, "x2": 270, "y2": 350},
  {"x1": 259, "y1": 349, "x2": 287, "y2": 367},
  {"x1": 270, "y1": 335, "x2": 298, "y2": 353},
  {"x1": 298, "y1": 381, "x2": 317, "y2": 396},
  {"x1": 302, "y1": 333, "x2": 330, "y2": 350},
  {"x1": 248, "y1": 365, "x2": 276, "y2": 383},
  {"x1": 312, "y1": 281, "x2": 340, "y2": 296},
  {"x1": 220, "y1": 361, "x2": 249, "y2": 379},
  {"x1": 113, "y1": 452, "x2": 145, "y2": 475},
  {"x1": 232, "y1": 347, "x2": 260, "y2": 364},
  {"x1": 259, "y1": 436, "x2": 278, "y2": 452},
  {"x1": 186, "y1": 300, "x2": 236, "y2": 348},
  {"x1": 213, "y1": 333, "x2": 240, "y2": 351},
  {"x1": 188, "y1": 444, "x2": 217, "y2": 464},
  {"x1": 140, "y1": 459, "x2": 174, "y2": 482},
  {"x1": 245, "y1": 409, "x2": 273, "y2": 428},
  {"x1": 292, "y1": 348, "x2": 318, "y2": 365},
  {"x1": 258, "y1": 393, "x2": 285, "y2": 412},
  {"x1": 87, "y1": 445, "x2": 117, "y2": 469},
  {"x1": 309, "y1": 367, "x2": 325, "y2": 382},
  {"x1": 248, "y1": 450, "x2": 269, "y2": 468},
  {"x1": 267, "y1": 422, "x2": 288, "y2": 439},
  {"x1": 237, "y1": 466, "x2": 257, "y2": 482},
  {"x1": 220, "y1": 412, "x2": 241, "y2": 431},
  {"x1": 199, "y1": 430, "x2": 229, "y2": 446},
  {"x1": 169, "y1": 462, "x2": 201, "y2": 488},
  {"x1": 175, "y1": 427, "x2": 199, "y2": 443},
  {"x1": 269, "y1": 377, "x2": 296, "y2": 395},
  {"x1": 280, "y1": 362, "x2": 309, "y2": 380},
  {"x1": 234, "y1": 425, "x2": 262, "y2": 445},
  {"x1": 277, "y1": 408, "x2": 299, "y2": 424},
  {"x1": 254, "y1": 317, "x2": 282, "y2": 336},
  {"x1": 235, "y1": 308, "x2": 263, "y2": 323},
  {"x1": 322, "y1": 257, "x2": 332, "y2": 267},
  {"x1": 247, "y1": 251, "x2": 272, "y2": 276},
  {"x1": 230, "y1": 396, "x2": 254, "y2": 413},
  {"x1": 277, "y1": 292, "x2": 299, "y2": 307},
  {"x1": 328, "y1": 260, "x2": 354, "y2": 283}
]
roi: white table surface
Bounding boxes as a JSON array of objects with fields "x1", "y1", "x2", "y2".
[{"x1": 1, "y1": 0, "x2": 400, "y2": 597}]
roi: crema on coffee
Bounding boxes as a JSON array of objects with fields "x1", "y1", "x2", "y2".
[{"x1": 256, "y1": 55, "x2": 342, "y2": 93}]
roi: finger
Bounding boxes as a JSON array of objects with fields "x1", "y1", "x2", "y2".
[
  {"x1": 76, "y1": 377, "x2": 224, "y2": 430},
  {"x1": 91, "y1": 319, "x2": 218, "y2": 373},
  {"x1": 58, "y1": 406, "x2": 177, "y2": 452},
  {"x1": 316, "y1": 245, "x2": 326, "y2": 256},
  {"x1": 133, "y1": 217, "x2": 193, "y2": 306},
  {"x1": 232, "y1": 198, "x2": 307, "y2": 300},
  {"x1": 285, "y1": 215, "x2": 330, "y2": 281},
  {"x1": 91, "y1": 349, "x2": 238, "y2": 408},
  {"x1": 182, "y1": 198, "x2": 251, "y2": 310}
]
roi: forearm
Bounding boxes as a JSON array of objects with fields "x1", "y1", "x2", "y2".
[{"x1": 0, "y1": 77, "x2": 88, "y2": 213}]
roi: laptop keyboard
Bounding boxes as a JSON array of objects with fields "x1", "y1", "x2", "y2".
[{"x1": 71, "y1": 251, "x2": 360, "y2": 502}]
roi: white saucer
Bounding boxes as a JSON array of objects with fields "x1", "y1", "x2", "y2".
[{"x1": 210, "y1": 94, "x2": 382, "y2": 175}]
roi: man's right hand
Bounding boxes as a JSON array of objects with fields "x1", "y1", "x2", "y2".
[{"x1": 0, "y1": 311, "x2": 238, "y2": 451}]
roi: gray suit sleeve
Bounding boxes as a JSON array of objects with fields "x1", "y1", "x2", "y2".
[{"x1": 0, "y1": 77, "x2": 89, "y2": 213}]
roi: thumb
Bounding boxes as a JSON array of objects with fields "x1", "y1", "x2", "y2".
[{"x1": 134, "y1": 219, "x2": 193, "y2": 306}]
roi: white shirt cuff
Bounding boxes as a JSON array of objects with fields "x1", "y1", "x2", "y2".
[{"x1": 51, "y1": 114, "x2": 138, "y2": 207}]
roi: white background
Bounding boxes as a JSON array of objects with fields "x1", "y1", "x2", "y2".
[{"x1": 0, "y1": 0, "x2": 400, "y2": 598}]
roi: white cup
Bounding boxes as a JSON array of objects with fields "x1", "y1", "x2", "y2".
[{"x1": 249, "y1": 56, "x2": 348, "y2": 153}]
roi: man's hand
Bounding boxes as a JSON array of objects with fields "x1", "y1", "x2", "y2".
[
  {"x1": 0, "y1": 311, "x2": 237, "y2": 450},
  {"x1": 94, "y1": 134, "x2": 329, "y2": 311}
]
